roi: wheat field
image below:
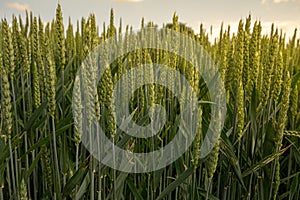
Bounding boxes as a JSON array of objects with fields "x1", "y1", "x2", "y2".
[{"x1": 0, "y1": 4, "x2": 300, "y2": 200}]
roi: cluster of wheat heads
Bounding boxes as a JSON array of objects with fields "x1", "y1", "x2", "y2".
[{"x1": 0, "y1": 4, "x2": 300, "y2": 200}]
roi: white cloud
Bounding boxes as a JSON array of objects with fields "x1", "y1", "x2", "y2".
[
  {"x1": 273, "y1": 0, "x2": 289, "y2": 3},
  {"x1": 261, "y1": 0, "x2": 300, "y2": 3},
  {"x1": 6, "y1": 2, "x2": 30, "y2": 11}
]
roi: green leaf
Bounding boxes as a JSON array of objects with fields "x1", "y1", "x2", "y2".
[
  {"x1": 156, "y1": 166, "x2": 194, "y2": 200},
  {"x1": 25, "y1": 150, "x2": 43, "y2": 180},
  {"x1": 127, "y1": 179, "x2": 144, "y2": 200},
  {"x1": 63, "y1": 166, "x2": 89, "y2": 197},
  {"x1": 75, "y1": 173, "x2": 90, "y2": 199},
  {"x1": 289, "y1": 174, "x2": 298, "y2": 200},
  {"x1": 220, "y1": 132, "x2": 247, "y2": 191},
  {"x1": 105, "y1": 172, "x2": 129, "y2": 200},
  {"x1": 198, "y1": 188, "x2": 219, "y2": 200},
  {"x1": 242, "y1": 145, "x2": 291, "y2": 177},
  {"x1": 23, "y1": 125, "x2": 68, "y2": 157},
  {"x1": 0, "y1": 135, "x2": 21, "y2": 164},
  {"x1": 24, "y1": 102, "x2": 47, "y2": 132}
]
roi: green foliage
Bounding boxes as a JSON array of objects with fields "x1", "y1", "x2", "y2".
[{"x1": 0, "y1": 5, "x2": 299, "y2": 200}]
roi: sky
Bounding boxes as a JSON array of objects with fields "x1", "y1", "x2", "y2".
[{"x1": 0, "y1": 0, "x2": 299, "y2": 40}]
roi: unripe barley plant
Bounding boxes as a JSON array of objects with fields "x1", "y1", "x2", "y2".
[{"x1": 0, "y1": 2, "x2": 299, "y2": 200}]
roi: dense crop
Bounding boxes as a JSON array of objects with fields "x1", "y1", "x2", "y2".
[{"x1": 0, "y1": 4, "x2": 300, "y2": 200}]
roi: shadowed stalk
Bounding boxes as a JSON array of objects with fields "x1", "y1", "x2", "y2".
[
  {"x1": 8, "y1": 139, "x2": 16, "y2": 199},
  {"x1": 10, "y1": 79, "x2": 20, "y2": 198},
  {"x1": 20, "y1": 70, "x2": 31, "y2": 199},
  {"x1": 51, "y1": 116, "x2": 61, "y2": 196}
]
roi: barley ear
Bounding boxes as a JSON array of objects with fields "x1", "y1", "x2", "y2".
[
  {"x1": 20, "y1": 178, "x2": 28, "y2": 200},
  {"x1": 237, "y1": 80, "x2": 245, "y2": 140}
]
